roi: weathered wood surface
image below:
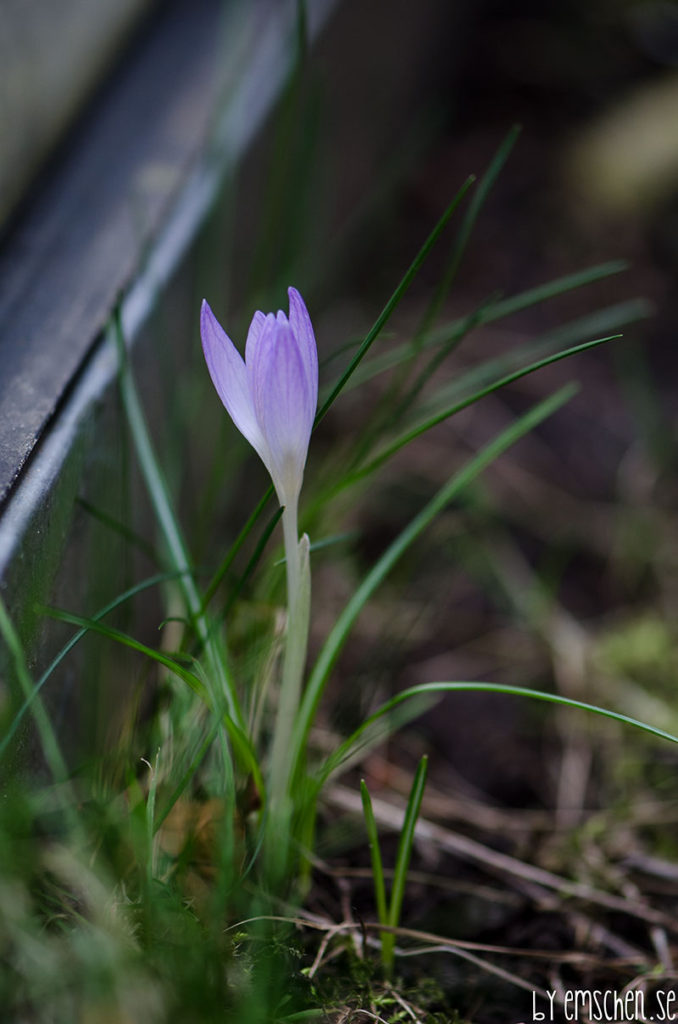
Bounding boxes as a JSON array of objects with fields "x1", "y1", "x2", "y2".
[
  {"x1": 0, "y1": 0, "x2": 222, "y2": 507},
  {"x1": 0, "y1": 0, "x2": 154, "y2": 230}
]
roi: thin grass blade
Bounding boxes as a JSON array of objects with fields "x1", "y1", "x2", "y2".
[
  {"x1": 0, "y1": 595, "x2": 70, "y2": 786},
  {"x1": 77, "y1": 498, "x2": 159, "y2": 563},
  {"x1": 385, "y1": 754, "x2": 428, "y2": 972},
  {"x1": 346, "y1": 334, "x2": 620, "y2": 488},
  {"x1": 416, "y1": 301, "x2": 649, "y2": 419},
  {"x1": 360, "y1": 779, "x2": 390, "y2": 965},
  {"x1": 323, "y1": 682, "x2": 678, "y2": 784},
  {"x1": 414, "y1": 125, "x2": 520, "y2": 344},
  {"x1": 202, "y1": 486, "x2": 274, "y2": 611},
  {"x1": 220, "y1": 506, "x2": 284, "y2": 621},
  {"x1": 481, "y1": 259, "x2": 628, "y2": 323},
  {"x1": 1, "y1": 570, "x2": 188, "y2": 761},
  {"x1": 352, "y1": 264, "x2": 638, "y2": 390},
  {"x1": 42, "y1": 606, "x2": 209, "y2": 700},
  {"x1": 154, "y1": 715, "x2": 221, "y2": 832},
  {"x1": 315, "y1": 176, "x2": 475, "y2": 425},
  {"x1": 112, "y1": 311, "x2": 243, "y2": 728}
]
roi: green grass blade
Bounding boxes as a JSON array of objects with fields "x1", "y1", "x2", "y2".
[
  {"x1": 415, "y1": 302, "x2": 649, "y2": 424},
  {"x1": 153, "y1": 715, "x2": 221, "y2": 832},
  {"x1": 352, "y1": 264, "x2": 636, "y2": 390},
  {"x1": 221, "y1": 712, "x2": 265, "y2": 801},
  {"x1": 315, "y1": 176, "x2": 475, "y2": 425},
  {"x1": 391, "y1": 297, "x2": 496, "y2": 420},
  {"x1": 77, "y1": 498, "x2": 159, "y2": 563},
  {"x1": 0, "y1": 595, "x2": 70, "y2": 786},
  {"x1": 146, "y1": 752, "x2": 160, "y2": 883},
  {"x1": 42, "y1": 606, "x2": 209, "y2": 700},
  {"x1": 220, "y1": 506, "x2": 284, "y2": 621},
  {"x1": 289, "y1": 384, "x2": 577, "y2": 786},
  {"x1": 360, "y1": 779, "x2": 390, "y2": 969},
  {"x1": 348, "y1": 127, "x2": 519, "y2": 464},
  {"x1": 509, "y1": 299, "x2": 650, "y2": 360},
  {"x1": 201, "y1": 486, "x2": 274, "y2": 611},
  {"x1": 114, "y1": 314, "x2": 201, "y2": 627},
  {"x1": 384, "y1": 754, "x2": 428, "y2": 972},
  {"x1": 360, "y1": 779, "x2": 388, "y2": 924},
  {"x1": 1, "y1": 571, "x2": 188, "y2": 761},
  {"x1": 347, "y1": 334, "x2": 620, "y2": 487},
  {"x1": 323, "y1": 683, "x2": 678, "y2": 784},
  {"x1": 416, "y1": 125, "x2": 519, "y2": 342},
  {"x1": 480, "y1": 260, "x2": 628, "y2": 323},
  {"x1": 113, "y1": 311, "x2": 243, "y2": 728}
]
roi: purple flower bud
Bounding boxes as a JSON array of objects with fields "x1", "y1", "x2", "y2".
[{"x1": 201, "y1": 288, "x2": 318, "y2": 507}]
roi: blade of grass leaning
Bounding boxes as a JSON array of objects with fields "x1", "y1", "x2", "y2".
[
  {"x1": 416, "y1": 301, "x2": 650, "y2": 419},
  {"x1": 77, "y1": 498, "x2": 160, "y2": 563},
  {"x1": 113, "y1": 312, "x2": 201, "y2": 627},
  {"x1": 322, "y1": 682, "x2": 678, "y2": 785},
  {"x1": 482, "y1": 259, "x2": 628, "y2": 322},
  {"x1": 351, "y1": 263, "x2": 635, "y2": 389},
  {"x1": 113, "y1": 311, "x2": 243, "y2": 728},
  {"x1": 220, "y1": 506, "x2": 284, "y2": 621},
  {"x1": 325, "y1": 692, "x2": 441, "y2": 790},
  {"x1": 390, "y1": 296, "x2": 498, "y2": 421},
  {"x1": 193, "y1": 662, "x2": 265, "y2": 798},
  {"x1": 0, "y1": 594, "x2": 70, "y2": 787},
  {"x1": 289, "y1": 384, "x2": 577, "y2": 788},
  {"x1": 199, "y1": 504, "x2": 285, "y2": 657},
  {"x1": 315, "y1": 175, "x2": 476, "y2": 426},
  {"x1": 360, "y1": 780, "x2": 389, "y2": 958},
  {"x1": 201, "y1": 486, "x2": 274, "y2": 611},
  {"x1": 384, "y1": 754, "x2": 428, "y2": 974},
  {"x1": 349, "y1": 125, "x2": 521, "y2": 462},
  {"x1": 146, "y1": 752, "x2": 160, "y2": 883},
  {"x1": 347, "y1": 334, "x2": 620, "y2": 487},
  {"x1": 1, "y1": 570, "x2": 189, "y2": 761},
  {"x1": 42, "y1": 606, "x2": 210, "y2": 700},
  {"x1": 347, "y1": 295, "x2": 494, "y2": 471},
  {"x1": 413, "y1": 125, "x2": 520, "y2": 348},
  {"x1": 153, "y1": 714, "x2": 221, "y2": 833},
  {"x1": 40, "y1": 606, "x2": 259, "y2": 800}
]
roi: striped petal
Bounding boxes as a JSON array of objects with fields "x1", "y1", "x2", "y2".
[
  {"x1": 200, "y1": 300, "x2": 269, "y2": 464},
  {"x1": 251, "y1": 314, "x2": 314, "y2": 505},
  {"x1": 288, "y1": 286, "x2": 318, "y2": 414},
  {"x1": 244, "y1": 309, "x2": 268, "y2": 366}
]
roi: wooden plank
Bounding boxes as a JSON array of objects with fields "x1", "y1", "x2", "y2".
[
  {"x1": 0, "y1": 0, "x2": 154, "y2": 229},
  {"x1": 0, "y1": 0, "x2": 222, "y2": 506}
]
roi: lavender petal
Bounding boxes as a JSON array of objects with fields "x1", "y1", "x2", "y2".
[
  {"x1": 200, "y1": 300, "x2": 269, "y2": 462},
  {"x1": 288, "y1": 286, "x2": 319, "y2": 414},
  {"x1": 252, "y1": 316, "x2": 314, "y2": 504}
]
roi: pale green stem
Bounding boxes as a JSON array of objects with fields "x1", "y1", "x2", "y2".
[
  {"x1": 282, "y1": 502, "x2": 300, "y2": 616},
  {"x1": 268, "y1": 501, "x2": 310, "y2": 834}
]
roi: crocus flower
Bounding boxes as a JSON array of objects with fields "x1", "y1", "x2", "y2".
[{"x1": 201, "y1": 287, "x2": 318, "y2": 508}]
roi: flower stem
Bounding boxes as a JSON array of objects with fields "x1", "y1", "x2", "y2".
[
  {"x1": 267, "y1": 503, "x2": 311, "y2": 869},
  {"x1": 282, "y1": 502, "x2": 300, "y2": 615}
]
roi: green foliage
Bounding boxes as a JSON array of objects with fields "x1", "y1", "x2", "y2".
[{"x1": 362, "y1": 755, "x2": 429, "y2": 975}]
